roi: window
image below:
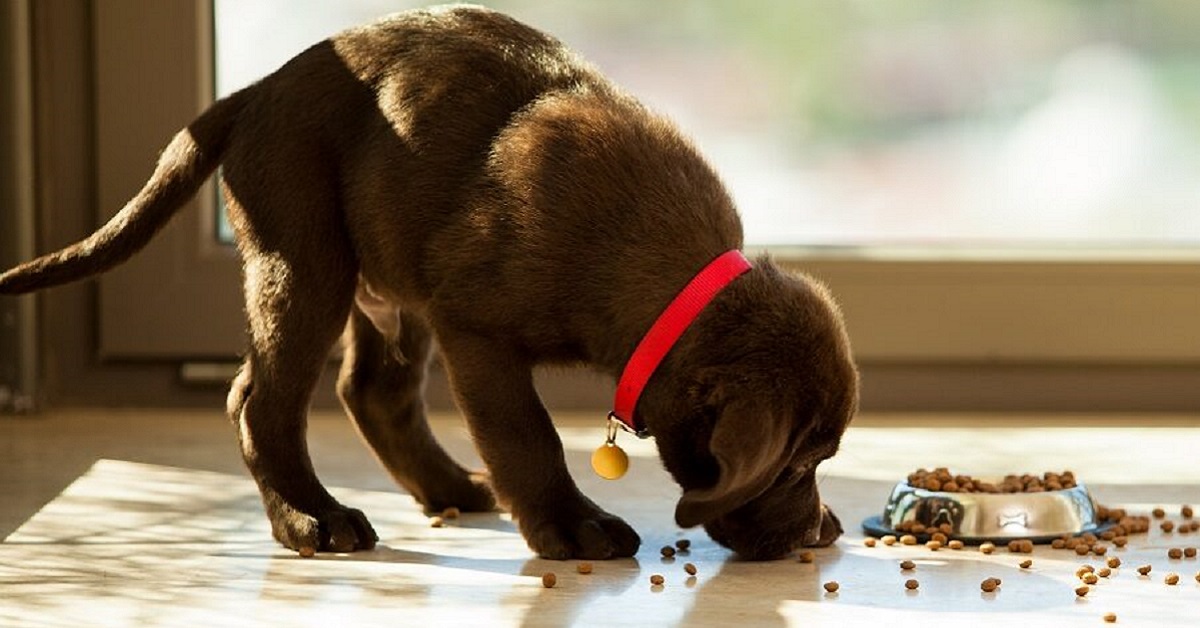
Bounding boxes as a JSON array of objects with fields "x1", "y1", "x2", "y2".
[
  {"x1": 215, "y1": 1, "x2": 1200, "y2": 250},
  {"x1": 65, "y1": 0, "x2": 1200, "y2": 409}
]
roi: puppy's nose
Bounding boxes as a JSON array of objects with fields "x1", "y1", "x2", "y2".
[{"x1": 803, "y1": 503, "x2": 843, "y2": 547}]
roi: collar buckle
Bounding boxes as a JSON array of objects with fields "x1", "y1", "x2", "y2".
[{"x1": 607, "y1": 412, "x2": 651, "y2": 439}]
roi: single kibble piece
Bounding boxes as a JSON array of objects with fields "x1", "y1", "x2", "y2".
[
  {"x1": 901, "y1": 534, "x2": 918, "y2": 546},
  {"x1": 911, "y1": 523, "x2": 927, "y2": 535},
  {"x1": 1075, "y1": 585, "x2": 1090, "y2": 597},
  {"x1": 939, "y1": 523, "x2": 954, "y2": 534},
  {"x1": 798, "y1": 551, "x2": 816, "y2": 564},
  {"x1": 1051, "y1": 538, "x2": 1066, "y2": 550},
  {"x1": 542, "y1": 572, "x2": 557, "y2": 588},
  {"x1": 1137, "y1": 564, "x2": 1152, "y2": 576},
  {"x1": 980, "y1": 542, "x2": 996, "y2": 555},
  {"x1": 1019, "y1": 559, "x2": 1033, "y2": 569},
  {"x1": 1008, "y1": 540, "x2": 1022, "y2": 553},
  {"x1": 948, "y1": 540, "x2": 965, "y2": 550},
  {"x1": 1153, "y1": 507, "x2": 1166, "y2": 519},
  {"x1": 1168, "y1": 548, "x2": 1183, "y2": 559},
  {"x1": 980, "y1": 578, "x2": 1000, "y2": 593},
  {"x1": 1076, "y1": 565, "x2": 1095, "y2": 578},
  {"x1": 577, "y1": 562, "x2": 593, "y2": 575},
  {"x1": 1162, "y1": 521, "x2": 1176, "y2": 533},
  {"x1": 1082, "y1": 573, "x2": 1099, "y2": 585},
  {"x1": 684, "y1": 563, "x2": 697, "y2": 576},
  {"x1": 1113, "y1": 537, "x2": 1129, "y2": 548},
  {"x1": 1075, "y1": 544, "x2": 1091, "y2": 556},
  {"x1": 430, "y1": 516, "x2": 445, "y2": 528},
  {"x1": 1098, "y1": 567, "x2": 1112, "y2": 578},
  {"x1": 441, "y1": 507, "x2": 460, "y2": 519},
  {"x1": 905, "y1": 578, "x2": 919, "y2": 590},
  {"x1": 931, "y1": 532, "x2": 948, "y2": 544},
  {"x1": 1103, "y1": 612, "x2": 1117, "y2": 623},
  {"x1": 1092, "y1": 545, "x2": 1108, "y2": 556},
  {"x1": 864, "y1": 538, "x2": 877, "y2": 548},
  {"x1": 661, "y1": 545, "x2": 676, "y2": 558},
  {"x1": 823, "y1": 581, "x2": 839, "y2": 593},
  {"x1": 298, "y1": 546, "x2": 316, "y2": 559},
  {"x1": 1020, "y1": 539, "x2": 1034, "y2": 553},
  {"x1": 900, "y1": 560, "x2": 916, "y2": 571},
  {"x1": 926, "y1": 540, "x2": 943, "y2": 551},
  {"x1": 1185, "y1": 547, "x2": 1197, "y2": 558},
  {"x1": 1165, "y1": 573, "x2": 1180, "y2": 585},
  {"x1": 675, "y1": 539, "x2": 691, "y2": 551},
  {"x1": 650, "y1": 574, "x2": 665, "y2": 586},
  {"x1": 882, "y1": 535, "x2": 898, "y2": 546},
  {"x1": 1183, "y1": 505, "x2": 1195, "y2": 519},
  {"x1": 1107, "y1": 556, "x2": 1121, "y2": 568}
]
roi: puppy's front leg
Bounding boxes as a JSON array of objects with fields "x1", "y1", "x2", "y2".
[{"x1": 436, "y1": 332, "x2": 641, "y2": 559}]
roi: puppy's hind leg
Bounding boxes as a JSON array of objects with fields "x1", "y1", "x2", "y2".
[
  {"x1": 223, "y1": 186, "x2": 376, "y2": 554},
  {"x1": 337, "y1": 301, "x2": 495, "y2": 513}
]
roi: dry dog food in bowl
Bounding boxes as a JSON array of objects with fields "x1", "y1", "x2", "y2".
[{"x1": 863, "y1": 468, "x2": 1112, "y2": 544}]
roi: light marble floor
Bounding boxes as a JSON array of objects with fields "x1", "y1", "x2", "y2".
[{"x1": 2, "y1": 409, "x2": 1199, "y2": 627}]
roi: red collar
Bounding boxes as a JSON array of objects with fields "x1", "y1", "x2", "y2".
[{"x1": 610, "y1": 250, "x2": 752, "y2": 436}]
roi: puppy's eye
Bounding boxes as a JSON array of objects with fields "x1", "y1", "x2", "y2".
[{"x1": 789, "y1": 462, "x2": 814, "y2": 477}]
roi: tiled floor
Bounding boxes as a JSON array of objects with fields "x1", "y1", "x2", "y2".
[{"x1": 2, "y1": 409, "x2": 1199, "y2": 627}]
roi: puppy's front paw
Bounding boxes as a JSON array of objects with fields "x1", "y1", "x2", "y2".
[
  {"x1": 520, "y1": 505, "x2": 641, "y2": 560},
  {"x1": 266, "y1": 500, "x2": 378, "y2": 554}
]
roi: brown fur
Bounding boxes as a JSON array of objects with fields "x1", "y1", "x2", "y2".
[{"x1": 0, "y1": 5, "x2": 857, "y2": 560}]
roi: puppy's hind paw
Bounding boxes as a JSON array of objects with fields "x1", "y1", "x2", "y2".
[
  {"x1": 268, "y1": 502, "x2": 378, "y2": 554},
  {"x1": 421, "y1": 469, "x2": 496, "y2": 515}
]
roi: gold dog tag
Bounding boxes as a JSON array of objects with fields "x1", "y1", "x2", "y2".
[{"x1": 592, "y1": 419, "x2": 629, "y2": 480}]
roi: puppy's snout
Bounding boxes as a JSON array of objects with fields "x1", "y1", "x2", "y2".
[{"x1": 803, "y1": 503, "x2": 843, "y2": 547}]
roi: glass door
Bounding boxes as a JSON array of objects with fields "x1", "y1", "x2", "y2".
[{"x1": 87, "y1": 0, "x2": 1200, "y2": 406}]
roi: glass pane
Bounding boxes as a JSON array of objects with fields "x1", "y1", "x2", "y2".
[{"x1": 214, "y1": 1, "x2": 1200, "y2": 249}]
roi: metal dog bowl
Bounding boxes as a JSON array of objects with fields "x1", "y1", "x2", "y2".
[{"x1": 862, "y1": 481, "x2": 1112, "y2": 544}]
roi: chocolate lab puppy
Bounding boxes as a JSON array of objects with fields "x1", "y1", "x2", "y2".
[{"x1": 0, "y1": 5, "x2": 857, "y2": 560}]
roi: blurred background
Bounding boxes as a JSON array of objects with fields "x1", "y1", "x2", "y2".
[
  {"x1": 3, "y1": 0, "x2": 1199, "y2": 413},
  {"x1": 217, "y1": 0, "x2": 1200, "y2": 249}
]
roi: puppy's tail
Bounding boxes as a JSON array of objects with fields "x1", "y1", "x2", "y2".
[{"x1": 0, "y1": 87, "x2": 252, "y2": 294}]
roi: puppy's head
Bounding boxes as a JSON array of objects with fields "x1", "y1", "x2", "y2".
[{"x1": 644, "y1": 259, "x2": 857, "y2": 560}]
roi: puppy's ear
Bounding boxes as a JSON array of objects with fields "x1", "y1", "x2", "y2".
[{"x1": 674, "y1": 398, "x2": 791, "y2": 528}]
